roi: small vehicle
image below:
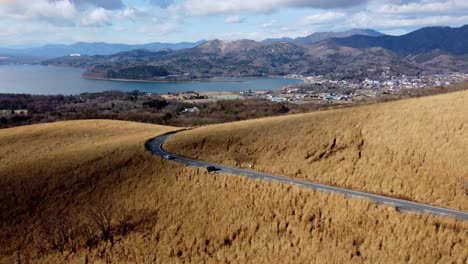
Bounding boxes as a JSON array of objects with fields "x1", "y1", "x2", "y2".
[
  {"x1": 206, "y1": 166, "x2": 220, "y2": 172},
  {"x1": 163, "y1": 154, "x2": 174, "y2": 160}
]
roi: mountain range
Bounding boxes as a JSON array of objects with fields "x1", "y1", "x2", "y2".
[
  {"x1": 263, "y1": 29, "x2": 384, "y2": 45},
  {"x1": 330, "y1": 26, "x2": 468, "y2": 55},
  {"x1": 0, "y1": 41, "x2": 207, "y2": 58},
  {"x1": 42, "y1": 25, "x2": 468, "y2": 81},
  {"x1": 0, "y1": 29, "x2": 383, "y2": 58}
]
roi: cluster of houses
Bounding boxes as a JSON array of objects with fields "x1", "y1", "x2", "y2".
[
  {"x1": 153, "y1": 72, "x2": 468, "y2": 110},
  {"x1": 263, "y1": 91, "x2": 350, "y2": 103},
  {"x1": 247, "y1": 72, "x2": 468, "y2": 104},
  {"x1": 303, "y1": 73, "x2": 468, "y2": 91}
]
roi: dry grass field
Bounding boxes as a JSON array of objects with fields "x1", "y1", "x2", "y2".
[
  {"x1": 165, "y1": 89, "x2": 468, "y2": 211},
  {"x1": 1, "y1": 120, "x2": 467, "y2": 263}
]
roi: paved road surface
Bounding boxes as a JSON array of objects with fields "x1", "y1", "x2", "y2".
[{"x1": 147, "y1": 133, "x2": 468, "y2": 221}]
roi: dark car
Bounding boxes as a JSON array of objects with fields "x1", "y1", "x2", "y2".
[{"x1": 206, "y1": 166, "x2": 220, "y2": 172}]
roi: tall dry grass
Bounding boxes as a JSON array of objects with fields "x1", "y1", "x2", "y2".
[
  {"x1": 0, "y1": 120, "x2": 177, "y2": 262},
  {"x1": 1, "y1": 120, "x2": 467, "y2": 263},
  {"x1": 165, "y1": 89, "x2": 468, "y2": 211}
]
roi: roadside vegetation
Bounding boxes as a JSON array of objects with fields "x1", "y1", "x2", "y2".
[
  {"x1": 165, "y1": 87, "x2": 468, "y2": 211},
  {"x1": 1, "y1": 120, "x2": 467, "y2": 263}
]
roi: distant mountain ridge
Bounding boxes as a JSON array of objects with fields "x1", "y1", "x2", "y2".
[
  {"x1": 0, "y1": 40, "x2": 207, "y2": 58},
  {"x1": 262, "y1": 29, "x2": 384, "y2": 45},
  {"x1": 42, "y1": 25, "x2": 468, "y2": 81},
  {"x1": 329, "y1": 25, "x2": 468, "y2": 55},
  {"x1": 0, "y1": 29, "x2": 384, "y2": 58},
  {"x1": 294, "y1": 29, "x2": 384, "y2": 45}
]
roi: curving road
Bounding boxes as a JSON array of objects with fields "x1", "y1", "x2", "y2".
[{"x1": 147, "y1": 133, "x2": 468, "y2": 221}]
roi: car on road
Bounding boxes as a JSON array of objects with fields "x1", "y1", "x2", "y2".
[
  {"x1": 163, "y1": 154, "x2": 174, "y2": 160},
  {"x1": 206, "y1": 166, "x2": 220, "y2": 172}
]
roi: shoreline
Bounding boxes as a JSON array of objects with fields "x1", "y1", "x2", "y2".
[
  {"x1": 84, "y1": 76, "x2": 240, "y2": 84},
  {"x1": 83, "y1": 75, "x2": 303, "y2": 84}
]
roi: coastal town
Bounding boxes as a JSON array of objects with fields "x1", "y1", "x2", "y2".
[
  {"x1": 264, "y1": 72, "x2": 468, "y2": 103},
  {"x1": 164, "y1": 72, "x2": 468, "y2": 111}
]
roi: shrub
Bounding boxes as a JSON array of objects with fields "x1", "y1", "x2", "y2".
[
  {"x1": 85, "y1": 205, "x2": 114, "y2": 242},
  {"x1": 40, "y1": 217, "x2": 77, "y2": 254}
]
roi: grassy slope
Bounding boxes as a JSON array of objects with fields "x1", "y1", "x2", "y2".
[
  {"x1": 1, "y1": 120, "x2": 467, "y2": 263},
  {"x1": 166, "y1": 90, "x2": 468, "y2": 210},
  {"x1": 0, "y1": 120, "x2": 177, "y2": 262}
]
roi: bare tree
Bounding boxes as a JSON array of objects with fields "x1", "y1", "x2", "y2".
[
  {"x1": 41, "y1": 217, "x2": 77, "y2": 254},
  {"x1": 85, "y1": 205, "x2": 114, "y2": 242},
  {"x1": 41, "y1": 221, "x2": 67, "y2": 254},
  {"x1": 66, "y1": 221, "x2": 78, "y2": 253}
]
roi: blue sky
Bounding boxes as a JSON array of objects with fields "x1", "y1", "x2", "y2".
[{"x1": 0, "y1": 0, "x2": 467, "y2": 47}]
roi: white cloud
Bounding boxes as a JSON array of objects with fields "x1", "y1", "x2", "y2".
[
  {"x1": 81, "y1": 7, "x2": 113, "y2": 27},
  {"x1": 0, "y1": 0, "x2": 78, "y2": 26},
  {"x1": 224, "y1": 15, "x2": 245, "y2": 24},
  {"x1": 346, "y1": 0, "x2": 468, "y2": 31},
  {"x1": 290, "y1": 1, "x2": 468, "y2": 35},
  {"x1": 118, "y1": 6, "x2": 144, "y2": 20},
  {"x1": 182, "y1": 0, "x2": 368, "y2": 16},
  {"x1": 376, "y1": 0, "x2": 468, "y2": 15},
  {"x1": 299, "y1": 12, "x2": 346, "y2": 26},
  {"x1": 0, "y1": 0, "x2": 120, "y2": 27}
]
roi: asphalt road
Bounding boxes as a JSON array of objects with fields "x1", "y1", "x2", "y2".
[{"x1": 147, "y1": 133, "x2": 468, "y2": 221}]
